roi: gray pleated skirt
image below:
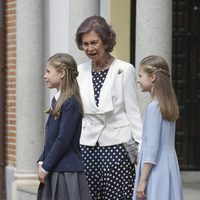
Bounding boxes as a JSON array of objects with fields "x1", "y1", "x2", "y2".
[{"x1": 37, "y1": 172, "x2": 92, "y2": 200}]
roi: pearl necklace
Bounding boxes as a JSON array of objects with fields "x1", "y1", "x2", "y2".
[{"x1": 92, "y1": 54, "x2": 113, "y2": 72}]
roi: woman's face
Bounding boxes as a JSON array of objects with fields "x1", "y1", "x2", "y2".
[{"x1": 81, "y1": 31, "x2": 107, "y2": 63}]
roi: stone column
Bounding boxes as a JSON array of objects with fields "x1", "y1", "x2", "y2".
[
  {"x1": 135, "y1": 0, "x2": 172, "y2": 113},
  {"x1": 45, "y1": 0, "x2": 100, "y2": 100},
  {"x1": 12, "y1": 0, "x2": 44, "y2": 199},
  {"x1": 68, "y1": 0, "x2": 100, "y2": 63}
]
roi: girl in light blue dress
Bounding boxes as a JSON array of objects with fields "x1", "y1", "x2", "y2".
[{"x1": 133, "y1": 55, "x2": 183, "y2": 200}]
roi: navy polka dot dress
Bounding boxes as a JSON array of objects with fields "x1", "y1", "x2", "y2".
[
  {"x1": 80, "y1": 68, "x2": 136, "y2": 200},
  {"x1": 92, "y1": 68, "x2": 109, "y2": 106}
]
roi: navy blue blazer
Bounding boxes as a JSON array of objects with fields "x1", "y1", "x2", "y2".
[{"x1": 38, "y1": 96, "x2": 84, "y2": 173}]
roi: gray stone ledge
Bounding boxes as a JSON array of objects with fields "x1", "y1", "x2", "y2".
[{"x1": 181, "y1": 171, "x2": 200, "y2": 184}]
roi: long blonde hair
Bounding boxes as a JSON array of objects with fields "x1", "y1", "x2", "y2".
[
  {"x1": 47, "y1": 53, "x2": 83, "y2": 117},
  {"x1": 140, "y1": 55, "x2": 179, "y2": 121}
]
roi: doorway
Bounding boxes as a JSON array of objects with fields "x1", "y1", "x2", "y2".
[
  {"x1": 130, "y1": 0, "x2": 200, "y2": 170},
  {"x1": 172, "y1": 0, "x2": 200, "y2": 170}
]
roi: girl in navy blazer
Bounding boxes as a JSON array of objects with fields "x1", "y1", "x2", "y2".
[{"x1": 37, "y1": 53, "x2": 92, "y2": 200}]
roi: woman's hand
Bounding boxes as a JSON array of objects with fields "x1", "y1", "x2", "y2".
[
  {"x1": 38, "y1": 164, "x2": 48, "y2": 183},
  {"x1": 136, "y1": 179, "x2": 147, "y2": 199}
]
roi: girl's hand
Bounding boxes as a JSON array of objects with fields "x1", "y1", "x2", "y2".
[
  {"x1": 136, "y1": 179, "x2": 147, "y2": 199},
  {"x1": 38, "y1": 164, "x2": 48, "y2": 183}
]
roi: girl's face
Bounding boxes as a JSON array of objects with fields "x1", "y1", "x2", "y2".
[
  {"x1": 137, "y1": 67, "x2": 155, "y2": 94},
  {"x1": 81, "y1": 31, "x2": 107, "y2": 63},
  {"x1": 44, "y1": 64, "x2": 64, "y2": 90}
]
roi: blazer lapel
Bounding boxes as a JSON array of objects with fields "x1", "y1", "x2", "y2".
[
  {"x1": 79, "y1": 59, "x2": 116, "y2": 114},
  {"x1": 98, "y1": 59, "x2": 116, "y2": 113},
  {"x1": 78, "y1": 62, "x2": 103, "y2": 114}
]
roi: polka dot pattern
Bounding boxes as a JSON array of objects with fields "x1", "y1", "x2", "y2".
[
  {"x1": 92, "y1": 69, "x2": 109, "y2": 106},
  {"x1": 81, "y1": 144, "x2": 135, "y2": 200}
]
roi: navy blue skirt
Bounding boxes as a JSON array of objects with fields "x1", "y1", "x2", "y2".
[{"x1": 81, "y1": 144, "x2": 136, "y2": 200}]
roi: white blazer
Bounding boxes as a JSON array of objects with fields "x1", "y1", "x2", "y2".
[{"x1": 77, "y1": 58, "x2": 142, "y2": 146}]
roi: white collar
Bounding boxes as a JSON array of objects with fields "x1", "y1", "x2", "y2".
[{"x1": 54, "y1": 90, "x2": 61, "y2": 101}]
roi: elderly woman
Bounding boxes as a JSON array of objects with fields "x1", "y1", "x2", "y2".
[{"x1": 75, "y1": 16, "x2": 142, "y2": 199}]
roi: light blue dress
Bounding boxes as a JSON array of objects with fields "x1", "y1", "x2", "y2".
[{"x1": 133, "y1": 100, "x2": 183, "y2": 200}]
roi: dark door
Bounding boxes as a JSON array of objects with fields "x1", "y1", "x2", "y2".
[
  {"x1": 130, "y1": 0, "x2": 136, "y2": 66},
  {"x1": 0, "y1": 0, "x2": 5, "y2": 198},
  {"x1": 172, "y1": 0, "x2": 200, "y2": 170}
]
